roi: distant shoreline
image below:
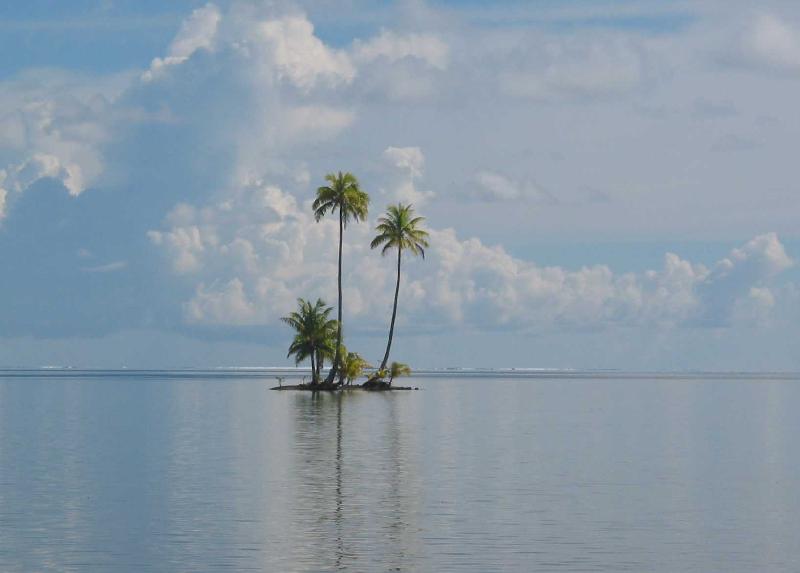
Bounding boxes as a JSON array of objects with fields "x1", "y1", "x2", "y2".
[{"x1": 1, "y1": 368, "x2": 799, "y2": 381}]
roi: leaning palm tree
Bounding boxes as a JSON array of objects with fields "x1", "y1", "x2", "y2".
[
  {"x1": 281, "y1": 298, "x2": 337, "y2": 385},
  {"x1": 388, "y1": 361, "x2": 412, "y2": 386},
  {"x1": 370, "y1": 203, "x2": 430, "y2": 373},
  {"x1": 313, "y1": 172, "x2": 370, "y2": 384}
]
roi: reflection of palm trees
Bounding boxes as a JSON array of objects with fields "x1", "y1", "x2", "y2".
[
  {"x1": 288, "y1": 393, "x2": 351, "y2": 570},
  {"x1": 287, "y1": 392, "x2": 421, "y2": 570},
  {"x1": 334, "y1": 393, "x2": 344, "y2": 570},
  {"x1": 381, "y1": 394, "x2": 419, "y2": 565}
]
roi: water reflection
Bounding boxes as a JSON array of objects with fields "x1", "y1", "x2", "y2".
[
  {"x1": 283, "y1": 391, "x2": 421, "y2": 571},
  {"x1": 2, "y1": 375, "x2": 800, "y2": 572}
]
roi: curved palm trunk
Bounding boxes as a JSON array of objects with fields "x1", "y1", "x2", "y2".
[
  {"x1": 326, "y1": 211, "x2": 345, "y2": 384},
  {"x1": 380, "y1": 247, "x2": 402, "y2": 380}
]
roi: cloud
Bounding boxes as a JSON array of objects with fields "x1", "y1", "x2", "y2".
[
  {"x1": 82, "y1": 260, "x2": 127, "y2": 273},
  {"x1": 149, "y1": 166, "x2": 793, "y2": 332},
  {"x1": 498, "y1": 34, "x2": 649, "y2": 100},
  {"x1": 346, "y1": 27, "x2": 452, "y2": 101},
  {"x1": 186, "y1": 278, "x2": 258, "y2": 325},
  {"x1": 352, "y1": 30, "x2": 450, "y2": 70},
  {"x1": 408, "y1": 231, "x2": 790, "y2": 331},
  {"x1": 148, "y1": 223, "x2": 206, "y2": 274},
  {"x1": 423, "y1": 228, "x2": 705, "y2": 330},
  {"x1": 471, "y1": 170, "x2": 556, "y2": 203},
  {"x1": 741, "y1": 12, "x2": 800, "y2": 73},
  {"x1": 150, "y1": 180, "x2": 362, "y2": 325},
  {"x1": 380, "y1": 146, "x2": 434, "y2": 206},
  {"x1": 255, "y1": 14, "x2": 356, "y2": 91},
  {"x1": 384, "y1": 146, "x2": 425, "y2": 178},
  {"x1": 711, "y1": 133, "x2": 758, "y2": 152},
  {"x1": 695, "y1": 232, "x2": 793, "y2": 326},
  {"x1": 0, "y1": 73, "x2": 112, "y2": 217},
  {"x1": 283, "y1": 106, "x2": 355, "y2": 142},
  {"x1": 0, "y1": 4, "x2": 360, "y2": 220},
  {"x1": 4, "y1": 0, "x2": 800, "y2": 371},
  {"x1": 142, "y1": 3, "x2": 221, "y2": 81},
  {"x1": 3, "y1": 153, "x2": 86, "y2": 196}
]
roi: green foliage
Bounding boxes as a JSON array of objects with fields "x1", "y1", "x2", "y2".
[
  {"x1": 340, "y1": 351, "x2": 371, "y2": 385},
  {"x1": 389, "y1": 361, "x2": 412, "y2": 384},
  {"x1": 313, "y1": 171, "x2": 370, "y2": 227},
  {"x1": 370, "y1": 203, "x2": 430, "y2": 259},
  {"x1": 281, "y1": 298, "x2": 338, "y2": 384}
]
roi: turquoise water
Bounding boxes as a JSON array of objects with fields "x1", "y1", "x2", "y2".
[{"x1": 1, "y1": 371, "x2": 799, "y2": 571}]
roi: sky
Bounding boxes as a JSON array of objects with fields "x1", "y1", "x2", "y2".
[{"x1": 1, "y1": 0, "x2": 799, "y2": 370}]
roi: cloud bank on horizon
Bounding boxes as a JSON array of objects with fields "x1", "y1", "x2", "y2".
[{"x1": 1, "y1": 0, "x2": 799, "y2": 369}]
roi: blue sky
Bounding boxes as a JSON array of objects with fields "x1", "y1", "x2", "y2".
[{"x1": 1, "y1": 0, "x2": 800, "y2": 370}]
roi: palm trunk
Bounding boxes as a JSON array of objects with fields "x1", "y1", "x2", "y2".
[
  {"x1": 326, "y1": 211, "x2": 344, "y2": 384},
  {"x1": 380, "y1": 246, "x2": 402, "y2": 374},
  {"x1": 310, "y1": 353, "x2": 317, "y2": 385}
]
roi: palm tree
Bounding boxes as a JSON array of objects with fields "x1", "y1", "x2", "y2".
[
  {"x1": 315, "y1": 319, "x2": 339, "y2": 382},
  {"x1": 335, "y1": 343, "x2": 349, "y2": 385},
  {"x1": 313, "y1": 172, "x2": 370, "y2": 384},
  {"x1": 340, "y1": 351, "x2": 371, "y2": 385},
  {"x1": 281, "y1": 298, "x2": 337, "y2": 385},
  {"x1": 370, "y1": 203, "x2": 430, "y2": 373},
  {"x1": 388, "y1": 361, "x2": 411, "y2": 386}
]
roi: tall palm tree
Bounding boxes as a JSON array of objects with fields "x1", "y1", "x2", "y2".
[
  {"x1": 313, "y1": 172, "x2": 370, "y2": 384},
  {"x1": 370, "y1": 203, "x2": 430, "y2": 373},
  {"x1": 281, "y1": 298, "x2": 337, "y2": 385}
]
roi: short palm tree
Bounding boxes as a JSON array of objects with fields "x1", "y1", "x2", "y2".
[
  {"x1": 341, "y1": 351, "x2": 371, "y2": 385},
  {"x1": 315, "y1": 318, "x2": 339, "y2": 382},
  {"x1": 370, "y1": 203, "x2": 429, "y2": 372},
  {"x1": 281, "y1": 298, "x2": 337, "y2": 385},
  {"x1": 388, "y1": 361, "x2": 411, "y2": 386},
  {"x1": 334, "y1": 343, "x2": 348, "y2": 385},
  {"x1": 313, "y1": 172, "x2": 370, "y2": 384}
]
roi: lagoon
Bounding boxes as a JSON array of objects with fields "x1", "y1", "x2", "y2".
[{"x1": 1, "y1": 371, "x2": 799, "y2": 571}]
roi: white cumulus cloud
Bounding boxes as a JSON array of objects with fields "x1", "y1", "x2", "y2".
[
  {"x1": 0, "y1": 73, "x2": 112, "y2": 217},
  {"x1": 255, "y1": 14, "x2": 356, "y2": 91},
  {"x1": 381, "y1": 146, "x2": 434, "y2": 206},
  {"x1": 142, "y1": 3, "x2": 221, "y2": 81},
  {"x1": 149, "y1": 168, "x2": 793, "y2": 333}
]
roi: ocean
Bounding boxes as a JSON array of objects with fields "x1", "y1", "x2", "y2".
[{"x1": 1, "y1": 370, "x2": 799, "y2": 571}]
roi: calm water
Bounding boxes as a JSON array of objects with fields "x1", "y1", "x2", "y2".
[{"x1": 1, "y1": 371, "x2": 800, "y2": 572}]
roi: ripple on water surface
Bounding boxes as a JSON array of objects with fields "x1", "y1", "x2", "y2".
[{"x1": 1, "y1": 372, "x2": 800, "y2": 571}]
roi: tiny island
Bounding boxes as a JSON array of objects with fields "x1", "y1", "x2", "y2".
[{"x1": 272, "y1": 171, "x2": 429, "y2": 392}]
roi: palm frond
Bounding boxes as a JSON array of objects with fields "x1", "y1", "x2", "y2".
[{"x1": 370, "y1": 203, "x2": 430, "y2": 259}]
